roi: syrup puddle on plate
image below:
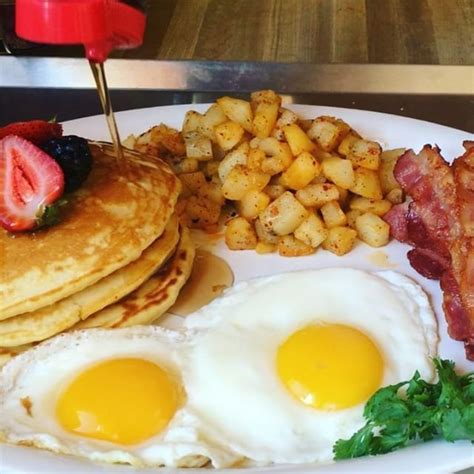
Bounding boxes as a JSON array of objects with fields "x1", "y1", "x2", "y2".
[{"x1": 169, "y1": 250, "x2": 234, "y2": 316}]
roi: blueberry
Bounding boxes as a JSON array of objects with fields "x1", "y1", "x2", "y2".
[{"x1": 41, "y1": 136, "x2": 92, "y2": 193}]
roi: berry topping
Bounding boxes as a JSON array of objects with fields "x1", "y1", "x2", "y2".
[
  {"x1": 0, "y1": 135, "x2": 65, "y2": 232},
  {"x1": 41, "y1": 136, "x2": 93, "y2": 193},
  {"x1": 0, "y1": 120, "x2": 62, "y2": 145}
]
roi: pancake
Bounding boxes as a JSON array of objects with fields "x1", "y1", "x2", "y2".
[
  {"x1": 0, "y1": 143, "x2": 180, "y2": 319},
  {"x1": 76, "y1": 225, "x2": 195, "y2": 329},
  {"x1": 0, "y1": 216, "x2": 180, "y2": 347}
]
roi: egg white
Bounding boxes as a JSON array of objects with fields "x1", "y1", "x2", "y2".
[
  {"x1": 0, "y1": 326, "x2": 240, "y2": 468},
  {"x1": 182, "y1": 268, "x2": 438, "y2": 465}
]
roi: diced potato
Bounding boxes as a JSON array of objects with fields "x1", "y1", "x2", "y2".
[
  {"x1": 322, "y1": 226, "x2": 357, "y2": 256},
  {"x1": 386, "y1": 188, "x2": 404, "y2": 204},
  {"x1": 122, "y1": 134, "x2": 136, "y2": 149},
  {"x1": 349, "y1": 167, "x2": 383, "y2": 199},
  {"x1": 253, "y1": 102, "x2": 279, "y2": 138},
  {"x1": 320, "y1": 200, "x2": 347, "y2": 228},
  {"x1": 310, "y1": 174, "x2": 327, "y2": 184},
  {"x1": 249, "y1": 137, "x2": 261, "y2": 149},
  {"x1": 298, "y1": 119, "x2": 313, "y2": 132},
  {"x1": 256, "y1": 241, "x2": 277, "y2": 254},
  {"x1": 217, "y1": 97, "x2": 253, "y2": 132},
  {"x1": 307, "y1": 116, "x2": 350, "y2": 151},
  {"x1": 259, "y1": 138, "x2": 293, "y2": 175},
  {"x1": 272, "y1": 109, "x2": 299, "y2": 140},
  {"x1": 173, "y1": 157, "x2": 199, "y2": 174},
  {"x1": 379, "y1": 148, "x2": 405, "y2": 194},
  {"x1": 295, "y1": 183, "x2": 339, "y2": 207},
  {"x1": 294, "y1": 213, "x2": 328, "y2": 248},
  {"x1": 346, "y1": 209, "x2": 362, "y2": 229},
  {"x1": 214, "y1": 121, "x2": 245, "y2": 151},
  {"x1": 222, "y1": 165, "x2": 270, "y2": 200},
  {"x1": 336, "y1": 185, "x2": 349, "y2": 206},
  {"x1": 349, "y1": 196, "x2": 392, "y2": 216},
  {"x1": 264, "y1": 184, "x2": 286, "y2": 200},
  {"x1": 283, "y1": 124, "x2": 315, "y2": 156},
  {"x1": 237, "y1": 190, "x2": 271, "y2": 220},
  {"x1": 198, "y1": 104, "x2": 227, "y2": 140},
  {"x1": 348, "y1": 139, "x2": 382, "y2": 170},
  {"x1": 203, "y1": 160, "x2": 220, "y2": 177},
  {"x1": 355, "y1": 212, "x2": 390, "y2": 247},
  {"x1": 179, "y1": 171, "x2": 207, "y2": 194},
  {"x1": 186, "y1": 195, "x2": 221, "y2": 227},
  {"x1": 278, "y1": 235, "x2": 315, "y2": 257},
  {"x1": 200, "y1": 181, "x2": 225, "y2": 206},
  {"x1": 225, "y1": 217, "x2": 257, "y2": 250},
  {"x1": 135, "y1": 124, "x2": 185, "y2": 156},
  {"x1": 183, "y1": 132, "x2": 213, "y2": 161},
  {"x1": 218, "y1": 142, "x2": 249, "y2": 182},
  {"x1": 321, "y1": 156, "x2": 355, "y2": 189},
  {"x1": 280, "y1": 151, "x2": 321, "y2": 190},
  {"x1": 182, "y1": 110, "x2": 203, "y2": 134},
  {"x1": 250, "y1": 90, "x2": 282, "y2": 106},
  {"x1": 337, "y1": 132, "x2": 359, "y2": 156},
  {"x1": 255, "y1": 217, "x2": 279, "y2": 244},
  {"x1": 247, "y1": 148, "x2": 265, "y2": 170},
  {"x1": 259, "y1": 191, "x2": 308, "y2": 236}
]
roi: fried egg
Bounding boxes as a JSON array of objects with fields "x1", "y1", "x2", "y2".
[
  {"x1": 0, "y1": 326, "x2": 240, "y2": 468},
  {"x1": 183, "y1": 268, "x2": 438, "y2": 465}
]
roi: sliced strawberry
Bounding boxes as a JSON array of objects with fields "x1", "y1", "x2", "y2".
[
  {"x1": 0, "y1": 120, "x2": 62, "y2": 145},
  {"x1": 0, "y1": 135, "x2": 65, "y2": 232}
]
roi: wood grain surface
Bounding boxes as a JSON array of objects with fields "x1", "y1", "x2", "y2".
[{"x1": 120, "y1": 0, "x2": 473, "y2": 64}]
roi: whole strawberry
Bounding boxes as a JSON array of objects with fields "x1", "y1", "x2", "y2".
[
  {"x1": 0, "y1": 135, "x2": 65, "y2": 232},
  {"x1": 0, "y1": 120, "x2": 62, "y2": 145}
]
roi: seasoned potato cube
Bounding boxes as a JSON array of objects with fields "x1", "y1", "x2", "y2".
[
  {"x1": 255, "y1": 217, "x2": 279, "y2": 244},
  {"x1": 264, "y1": 184, "x2": 286, "y2": 200},
  {"x1": 186, "y1": 195, "x2": 221, "y2": 227},
  {"x1": 200, "y1": 181, "x2": 225, "y2": 205},
  {"x1": 321, "y1": 156, "x2": 355, "y2": 189},
  {"x1": 222, "y1": 165, "x2": 270, "y2": 200},
  {"x1": 337, "y1": 133, "x2": 359, "y2": 156},
  {"x1": 349, "y1": 196, "x2": 392, "y2": 216},
  {"x1": 346, "y1": 209, "x2": 363, "y2": 229},
  {"x1": 247, "y1": 148, "x2": 265, "y2": 170},
  {"x1": 307, "y1": 116, "x2": 350, "y2": 151},
  {"x1": 295, "y1": 183, "x2": 339, "y2": 207},
  {"x1": 336, "y1": 185, "x2": 349, "y2": 205},
  {"x1": 320, "y1": 200, "x2": 347, "y2": 228},
  {"x1": 225, "y1": 217, "x2": 257, "y2": 250},
  {"x1": 322, "y1": 226, "x2": 357, "y2": 256},
  {"x1": 217, "y1": 97, "x2": 253, "y2": 132},
  {"x1": 203, "y1": 160, "x2": 220, "y2": 177},
  {"x1": 214, "y1": 121, "x2": 245, "y2": 151},
  {"x1": 280, "y1": 151, "x2": 321, "y2": 190},
  {"x1": 386, "y1": 188, "x2": 404, "y2": 204},
  {"x1": 122, "y1": 134, "x2": 137, "y2": 149},
  {"x1": 259, "y1": 191, "x2": 308, "y2": 236},
  {"x1": 198, "y1": 104, "x2": 227, "y2": 140},
  {"x1": 294, "y1": 213, "x2": 328, "y2": 248},
  {"x1": 253, "y1": 102, "x2": 280, "y2": 138},
  {"x1": 349, "y1": 168, "x2": 383, "y2": 199},
  {"x1": 355, "y1": 212, "x2": 390, "y2": 247},
  {"x1": 237, "y1": 190, "x2": 271, "y2": 220},
  {"x1": 179, "y1": 171, "x2": 207, "y2": 194},
  {"x1": 173, "y1": 157, "x2": 199, "y2": 174},
  {"x1": 283, "y1": 124, "x2": 315, "y2": 156},
  {"x1": 250, "y1": 90, "x2": 281, "y2": 106},
  {"x1": 256, "y1": 241, "x2": 277, "y2": 254},
  {"x1": 183, "y1": 132, "x2": 213, "y2": 161},
  {"x1": 259, "y1": 138, "x2": 293, "y2": 175},
  {"x1": 298, "y1": 119, "x2": 313, "y2": 132},
  {"x1": 379, "y1": 148, "x2": 405, "y2": 194},
  {"x1": 348, "y1": 139, "x2": 382, "y2": 170},
  {"x1": 182, "y1": 110, "x2": 203, "y2": 134},
  {"x1": 278, "y1": 235, "x2": 315, "y2": 257},
  {"x1": 272, "y1": 108, "x2": 299, "y2": 140},
  {"x1": 218, "y1": 142, "x2": 249, "y2": 182}
]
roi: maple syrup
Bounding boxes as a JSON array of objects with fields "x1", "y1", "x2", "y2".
[
  {"x1": 169, "y1": 250, "x2": 234, "y2": 316},
  {"x1": 89, "y1": 61, "x2": 124, "y2": 162}
]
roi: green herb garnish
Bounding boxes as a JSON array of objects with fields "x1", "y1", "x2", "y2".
[
  {"x1": 333, "y1": 358, "x2": 474, "y2": 460},
  {"x1": 36, "y1": 198, "x2": 69, "y2": 229}
]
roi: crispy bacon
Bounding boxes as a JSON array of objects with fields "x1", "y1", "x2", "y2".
[{"x1": 385, "y1": 144, "x2": 474, "y2": 359}]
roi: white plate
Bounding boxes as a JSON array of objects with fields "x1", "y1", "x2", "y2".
[{"x1": 2, "y1": 104, "x2": 473, "y2": 473}]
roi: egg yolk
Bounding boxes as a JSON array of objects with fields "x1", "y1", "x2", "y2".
[
  {"x1": 56, "y1": 358, "x2": 179, "y2": 445},
  {"x1": 276, "y1": 324, "x2": 383, "y2": 410}
]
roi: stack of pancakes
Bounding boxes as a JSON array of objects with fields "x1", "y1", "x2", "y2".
[{"x1": 0, "y1": 143, "x2": 195, "y2": 366}]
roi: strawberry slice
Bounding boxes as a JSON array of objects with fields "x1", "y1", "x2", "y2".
[
  {"x1": 0, "y1": 120, "x2": 62, "y2": 145},
  {"x1": 0, "y1": 135, "x2": 65, "y2": 232}
]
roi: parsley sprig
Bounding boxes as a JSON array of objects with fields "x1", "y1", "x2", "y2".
[{"x1": 333, "y1": 358, "x2": 474, "y2": 460}]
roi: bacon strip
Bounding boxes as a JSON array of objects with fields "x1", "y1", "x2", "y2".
[{"x1": 385, "y1": 144, "x2": 474, "y2": 360}]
